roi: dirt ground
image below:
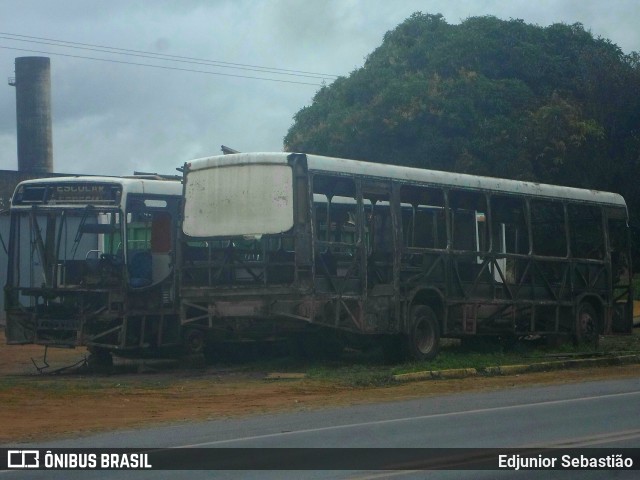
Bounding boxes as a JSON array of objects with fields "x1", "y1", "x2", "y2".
[{"x1": 2, "y1": 329, "x2": 640, "y2": 444}]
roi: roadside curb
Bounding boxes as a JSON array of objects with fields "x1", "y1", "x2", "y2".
[{"x1": 392, "y1": 354, "x2": 640, "y2": 382}]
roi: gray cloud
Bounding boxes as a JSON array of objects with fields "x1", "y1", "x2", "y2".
[{"x1": 0, "y1": 0, "x2": 638, "y2": 176}]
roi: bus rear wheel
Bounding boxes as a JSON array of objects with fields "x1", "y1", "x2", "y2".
[
  {"x1": 574, "y1": 302, "x2": 600, "y2": 348},
  {"x1": 407, "y1": 305, "x2": 440, "y2": 361}
]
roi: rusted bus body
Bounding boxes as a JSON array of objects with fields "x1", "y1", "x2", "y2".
[
  {"x1": 4, "y1": 176, "x2": 184, "y2": 361},
  {"x1": 178, "y1": 153, "x2": 633, "y2": 360}
]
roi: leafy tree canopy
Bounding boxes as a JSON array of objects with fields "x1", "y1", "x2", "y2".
[{"x1": 284, "y1": 13, "x2": 640, "y2": 212}]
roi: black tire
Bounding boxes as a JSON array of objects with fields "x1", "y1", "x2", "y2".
[
  {"x1": 407, "y1": 305, "x2": 440, "y2": 361},
  {"x1": 183, "y1": 328, "x2": 206, "y2": 355},
  {"x1": 87, "y1": 348, "x2": 113, "y2": 373},
  {"x1": 574, "y1": 302, "x2": 600, "y2": 348}
]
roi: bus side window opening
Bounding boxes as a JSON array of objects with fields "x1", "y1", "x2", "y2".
[
  {"x1": 449, "y1": 190, "x2": 488, "y2": 255},
  {"x1": 490, "y1": 195, "x2": 529, "y2": 284},
  {"x1": 399, "y1": 184, "x2": 446, "y2": 250}
]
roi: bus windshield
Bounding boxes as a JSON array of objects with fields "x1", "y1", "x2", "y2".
[
  {"x1": 4, "y1": 176, "x2": 183, "y2": 354},
  {"x1": 11, "y1": 206, "x2": 124, "y2": 289}
]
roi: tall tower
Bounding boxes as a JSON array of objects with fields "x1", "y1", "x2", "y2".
[{"x1": 11, "y1": 56, "x2": 53, "y2": 173}]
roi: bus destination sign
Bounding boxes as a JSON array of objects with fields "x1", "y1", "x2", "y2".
[
  {"x1": 49, "y1": 184, "x2": 121, "y2": 204},
  {"x1": 13, "y1": 183, "x2": 122, "y2": 205}
]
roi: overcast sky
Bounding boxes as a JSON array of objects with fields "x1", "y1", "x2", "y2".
[{"x1": 0, "y1": 0, "x2": 638, "y2": 176}]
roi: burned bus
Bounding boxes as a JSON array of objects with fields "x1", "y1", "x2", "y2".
[
  {"x1": 4, "y1": 176, "x2": 183, "y2": 366},
  {"x1": 179, "y1": 152, "x2": 633, "y2": 361}
]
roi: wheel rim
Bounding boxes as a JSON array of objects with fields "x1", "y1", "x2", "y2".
[
  {"x1": 185, "y1": 330, "x2": 204, "y2": 354},
  {"x1": 579, "y1": 312, "x2": 594, "y2": 336},
  {"x1": 415, "y1": 317, "x2": 435, "y2": 354},
  {"x1": 577, "y1": 305, "x2": 598, "y2": 343}
]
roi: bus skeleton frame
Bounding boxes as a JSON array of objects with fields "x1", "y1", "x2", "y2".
[
  {"x1": 4, "y1": 153, "x2": 633, "y2": 364},
  {"x1": 178, "y1": 152, "x2": 633, "y2": 360},
  {"x1": 4, "y1": 176, "x2": 184, "y2": 365}
]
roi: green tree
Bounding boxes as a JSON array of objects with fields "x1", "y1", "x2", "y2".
[{"x1": 284, "y1": 13, "x2": 640, "y2": 222}]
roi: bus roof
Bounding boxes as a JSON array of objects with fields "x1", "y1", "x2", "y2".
[
  {"x1": 13, "y1": 175, "x2": 182, "y2": 196},
  {"x1": 186, "y1": 152, "x2": 627, "y2": 208},
  {"x1": 11, "y1": 175, "x2": 183, "y2": 208}
]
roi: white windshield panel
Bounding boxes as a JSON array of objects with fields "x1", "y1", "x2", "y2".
[{"x1": 183, "y1": 163, "x2": 294, "y2": 237}]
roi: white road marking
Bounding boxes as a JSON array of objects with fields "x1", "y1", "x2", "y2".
[{"x1": 176, "y1": 390, "x2": 640, "y2": 447}]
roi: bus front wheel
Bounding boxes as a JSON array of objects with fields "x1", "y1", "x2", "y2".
[
  {"x1": 407, "y1": 305, "x2": 440, "y2": 361},
  {"x1": 87, "y1": 347, "x2": 113, "y2": 372}
]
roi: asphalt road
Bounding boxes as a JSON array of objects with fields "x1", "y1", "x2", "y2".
[{"x1": 3, "y1": 376, "x2": 640, "y2": 479}]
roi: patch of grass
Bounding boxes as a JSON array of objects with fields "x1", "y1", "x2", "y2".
[
  {"x1": 4, "y1": 330, "x2": 638, "y2": 390},
  {"x1": 0, "y1": 374, "x2": 176, "y2": 397},
  {"x1": 394, "y1": 351, "x2": 520, "y2": 375},
  {"x1": 0, "y1": 377, "x2": 109, "y2": 396},
  {"x1": 0, "y1": 376, "x2": 25, "y2": 391},
  {"x1": 307, "y1": 364, "x2": 395, "y2": 387},
  {"x1": 305, "y1": 330, "x2": 640, "y2": 385}
]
